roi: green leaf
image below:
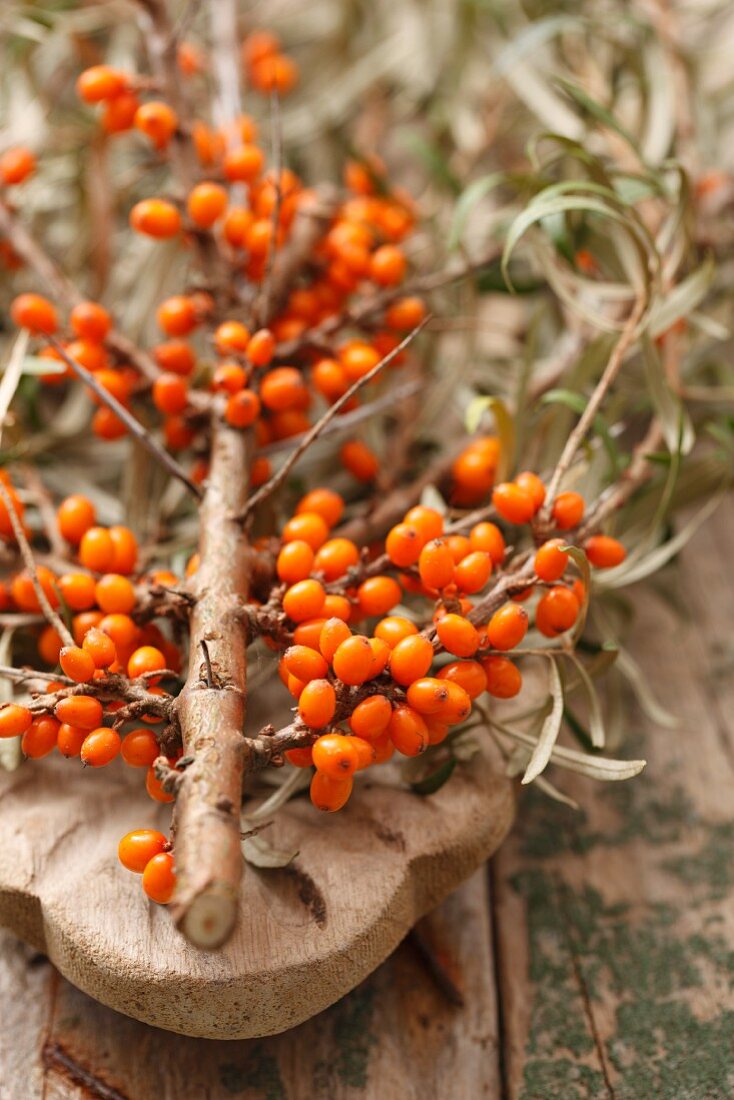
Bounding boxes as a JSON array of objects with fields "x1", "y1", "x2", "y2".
[
  {"x1": 522, "y1": 657, "x2": 564, "y2": 784},
  {"x1": 648, "y1": 255, "x2": 716, "y2": 339},
  {"x1": 542, "y1": 390, "x2": 621, "y2": 476},
  {"x1": 448, "y1": 173, "x2": 506, "y2": 251},
  {"x1": 556, "y1": 79, "x2": 641, "y2": 154},
  {"x1": 641, "y1": 341, "x2": 695, "y2": 456},
  {"x1": 464, "y1": 395, "x2": 515, "y2": 479},
  {"x1": 562, "y1": 545, "x2": 592, "y2": 640},
  {"x1": 410, "y1": 756, "x2": 457, "y2": 795},
  {"x1": 564, "y1": 652, "x2": 605, "y2": 747},
  {"x1": 242, "y1": 833, "x2": 299, "y2": 869},
  {"x1": 492, "y1": 718, "x2": 646, "y2": 781}
]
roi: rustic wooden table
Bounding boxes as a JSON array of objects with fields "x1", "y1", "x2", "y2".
[{"x1": 1, "y1": 503, "x2": 733, "y2": 1100}]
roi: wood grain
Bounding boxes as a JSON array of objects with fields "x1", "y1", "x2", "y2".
[
  {"x1": 0, "y1": 739, "x2": 513, "y2": 1040},
  {"x1": 492, "y1": 500, "x2": 734, "y2": 1099},
  {"x1": 0, "y1": 869, "x2": 500, "y2": 1100}
]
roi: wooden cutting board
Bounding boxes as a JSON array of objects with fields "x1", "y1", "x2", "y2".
[{"x1": 0, "y1": 745, "x2": 513, "y2": 1039}]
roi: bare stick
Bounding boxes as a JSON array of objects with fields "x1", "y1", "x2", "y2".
[
  {"x1": 239, "y1": 315, "x2": 431, "y2": 522},
  {"x1": 0, "y1": 200, "x2": 160, "y2": 384},
  {"x1": 170, "y1": 424, "x2": 253, "y2": 949},
  {"x1": 47, "y1": 338, "x2": 203, "y2": 501},
  {"x1": 539, "y1": 297, "x2": 646, "y2": 521},
  {"x1": 0, "y1": 478, "x2": 74, "y2": 647}
]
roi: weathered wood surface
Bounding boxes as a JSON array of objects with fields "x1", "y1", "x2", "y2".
[
  {"x1": 0, "y1": 735, "x2": 513, "y2": 1039},
  {"x1": 1, "y1": 502, "x2": 733, "y2": 1097},
  {"x1": 0, "y1": 868, "x2": 500, "y2": 1100},
  {"x1": 492, "y1": 499, "x2": 734, "y2": 1099}
]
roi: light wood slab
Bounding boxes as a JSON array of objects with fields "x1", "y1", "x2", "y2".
[{"x1": 0, "y1": 742, "x2": 513, "y2": 1040}]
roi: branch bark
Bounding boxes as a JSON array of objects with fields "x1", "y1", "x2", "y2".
[{"x1": 170, "y1": 423, "x2": 253, "y2": 948}]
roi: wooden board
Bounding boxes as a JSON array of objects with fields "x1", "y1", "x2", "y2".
[
  {"x1": 0, "y1": 868, "x2": 501, "y2": 1100},
  {"x1": 0, "y1": 738, "x2": 513, "y2": 1040},
  {"x1": 491, "y1": 499, "x2": 734, "y2": 1099}
]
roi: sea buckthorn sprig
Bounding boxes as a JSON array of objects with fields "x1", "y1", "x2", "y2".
[{"x1": 0, "y1": 5, "x2": 685, "y2": 956}]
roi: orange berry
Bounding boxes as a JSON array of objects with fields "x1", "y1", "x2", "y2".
[
  {"x1": 38, "y1": 625, "x2": 63, "y2": 666},
  {"x1": 389, "y1": 634, "x2": 434, "y2": 686},
  {"x1": 59, "y1": 645, "x2": 96, "y2": 683},
  {"x1": 10, "y1": 566, "x2": 58, "y2": 613},
  {"x1": 319, "y1": 617, "x2": 352, "y2": 663},
  {"x1": 21, "y1": 716, "x2": 59, "y2": 759},
  {"x1": 94, "y1": 574, "x2": 136, "y2": 614},
  {"x1": 388, "y1": 705, "x2": 428, "y2": 756},
  {"x1": 425, "y1": 717, "x2": 450, "y2": 746},
  {"x1": 405, "y1": 677, "x2": 451, "y2": 715},
  {"x1": 552, "y1": 491, "x2": 585, "y2": 530},
  {"x1": 157, "y1": 296, "x2": 198, "y2": 337},
  {"x1": 312, "y1": 732, "x2": 359, "y2": 779},
  {"x1": 446, "y1": 535, "x2": 471, "y2": 564},
  {"x1": 386, "y1": 523, "x2": 424, "y2": 567},
  {"x1": 146, "y1": 764, "x2": 175, "y2": 803},
  {"x1": 418, "y1": 539, "x2": 455, "y2": 590},
  {"x1": 245, "y1": 328, "x2": 275, "y2": 368},
  {"x1": 118, "y1": 829, "x2": 168, "y2": 873},
  {"x1": 120, "y1": 728, "x2": 160, "y2": 768},
  {"x1": 223, "y1": 143, "x2": 265, "y2": 182},
  {"x1": 312, "y1": 358, "x2": 348, "y2": 402},
  {"x1": 534, "y1": 539, "x2": 568, "y2": 583},
  {"x1": 296, "y1": 488, "x2": 344, "y2": 528},
  {"x1": 385, "y1": 296, "x2": 426, "y2": 331},
  {"x1": 452, "y1": 449, "x2": 496, "y2": 503},
  {"x1": 242, "y1": 30, "x2": 280, "y2": 66},
  {"x1": 349, "y1": 695, "x2": 393, "y2": 740},
  {"x1": 0, "y1": 146, "x2": 36, "y2": 185},
  {"x1": 469, "y1": 522, "x2": 505, "y2": 565},
  {"x1": 437, "y1": 660, "x2": 487, "y2": 700},
  {"x1": 101, "y1": 91, "x2": 139, "y2": 134},
  {"x1": 283, "y1": 645, "x2": 329, "y2": 683},
  {"x1": 10, "y1": 293, "x2": 58, "y2": 335},
  {"x1": 322, "y1": 594, "x2": 351, "y2": 621},
  {"x1": 482, "y1": 655, "x2": 522, "y2": 698},
  {"x1": 486, "y1": 604, "x2": 528, "y2": 651},
  {"x1": 109, "y1": 526, "x2": 138, "y2": 575},
  {"x1": 311, "y1": 538, "x2": 358, "y2": 581},
  {"x1": 282, "y1": 512, "x2": 329, "y2": 551},
  {"x1": 128, "y1": 645, "x2": 166, "y2": 679},
  {"x1": 285, "y1": 746, "x2": 314, "y2": 768},
  {"x1": 515, "y1": 471, "x2": 546, "y2": 511},
  {"x1": 142, "y1": 851, "x2": 176, "y2": 904},
  {"x1": 260, "y1": 367, "x2": 308, "y2": 412},
  {"x1": 436, "y1": 613, "x2": 480, "y2": 658},
  {"x1": 250, "y1": 54, "x2": 299, "y2": 96},
  {"x1": 585, "y1": 535, "x2": 626, "y2": 569},
  {"x1": 357, "y1": 576, "x2": 401, "y2": 618},
  {"x1": 277, "y1": 540, "x2": 315, "y2": 584},
  {"x1": 298, "y1": 679, "x2": 337, "y2": 728},
  {"x1": 214, "y1": 320, "x2": 251, "y2": 355},
  {"x1": 76, "y1": 65, "x2": 128, "y2": 103},
  {"x1": 282, "y1": 579, "x2": 326, "y2": 623},
  {"x1": 212, "y1": 362, "x2": 246, "y2": 394},
  {"x1": 374, "y1": 615, "x2": 418, "y2": 648},
  {"x1": 454, "y1": 551, "x2": 492, "y2": 594},
  {"x1": 536, "y1": 587, "x2": 580, "y2": 637},
  {"x1": 340, "y1": 439, "x2": 378, "y2": 481},
  {"x1": 492, "y1": 483, "x2": 535, "y2": 525},
  {"x1": 81, "y1": 727, "x2": 121, "y2": 767},
  {"x1": 99, "y1": 613, "x2": 139, "y2": 651},
  {"x1": 134, "y1": 101, "x2": 178, "y2": 148},
  {"x1": 370, "y1": 244, "x2": 406, "y2": 286},
  {"x1": 56, "y1": 722, "x2": 86, "y2": 757},
  {"x1": 225, "y1": 388, "x2": 261, "y2": 429},
  {"x1": 435, "y1": 680, "x2": 472, "y2": 725},
  {"x1": 372, "y1": 731, "x2": 395, "y2": 764},
  {"x1": 352, "y1": 737, "x2": 377, "y2": 770},
  {"x1": 293, "y1": 615, "x2": 329, "y2": 649},
  {"x1": 130, "y1": 198, "x2": 182, "y2": 239},
  {"x1": 78, "y1": 527, "x2": 115, "y2": 572},
  {"x1": 56, "y1": 495, "x2": 96, "y2": 545},
  {"x1": 153, "y1": 341, "x2": 196, "y2": 376},
  {"x1": 310, "y1": 771, "x2": 353, "y2": 812},
  {"x1": 0, "y1": 704, "x2": 33, "y2": 738},
  {"x1": 368, "y1": 636, "x2": 390, "y2": 678},
  {"x1": 332, "y1": 635, "x2": 374, "y2": 685},
  {"x1": 404, "y1": 506, "x2": 444, "y2": 542},
  {"x1": 153, "y1": 373, "x2": 189, "y2": 415},
  {"x1": 80, "y1": 626, "x2": 116, "y2": 669},
  {"x1": 339, "y1": 341, "x2": 381, "y2": 383},
  {"x1": 54, "y1": 694, "x2": 103, "y2": 730}
]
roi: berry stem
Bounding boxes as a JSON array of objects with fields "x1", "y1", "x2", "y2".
[{"x1": 170, "y1": 421, "x2": 254, "y2": 949}]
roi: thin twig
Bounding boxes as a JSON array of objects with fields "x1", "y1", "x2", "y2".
[
  {"x1": 238, "y1": 315, "x2": 431, "y2": 521},
  {"x1": 0, "y1": 478, "x2": 74, "y2": 648},
  {"x1": 539, "y1": 296, "x2": 647, "y2": 523},
  {"x1": 47, "y1": 337, "x2": 203, "y2": 501}
]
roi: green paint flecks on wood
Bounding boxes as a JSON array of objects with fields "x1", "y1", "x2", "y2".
[
  {"x1": 219, "y1": 1044, "x2": 286, "y2": 1099},
  {"x1": 312, "y1": 979, "x2": 378, "y2": 1092},
  {"x1": 663, "y1": 822, "x2": 734, "y2": 900}
]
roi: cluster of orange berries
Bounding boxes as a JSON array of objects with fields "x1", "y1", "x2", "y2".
[
  {"x1": 0, "y1": 491, "x2": 184, "y2": 904},
  {"x1": 255, "y1": 479, "x2": 626, "y2": 812}
]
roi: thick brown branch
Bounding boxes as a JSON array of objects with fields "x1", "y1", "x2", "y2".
[{"x1": 169, "y1": 422, "x2": 253, "y2": 949}]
